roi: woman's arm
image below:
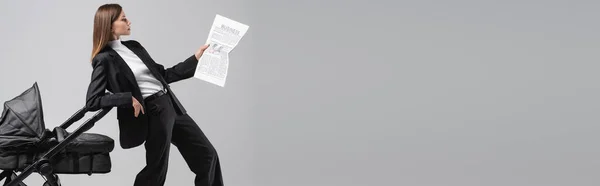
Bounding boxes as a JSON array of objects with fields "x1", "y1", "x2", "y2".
[
  {"x1": 152, "y1": 54, "x2": 199, "y2": 84},
  {"x1": 85, "y1": 55, "x2": 132, "y2": 111},
  {"x1": 133, "y1": 40, "x2": 207, "y2": 84}
]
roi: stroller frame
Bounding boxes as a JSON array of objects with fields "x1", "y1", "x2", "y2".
[{"x1": 0, "y1": 106, "x2": 112, "y2": 186}]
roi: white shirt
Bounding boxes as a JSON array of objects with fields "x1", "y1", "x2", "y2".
[{"x1": 108, "y1": 39, "x2": 164, "y2": 98}]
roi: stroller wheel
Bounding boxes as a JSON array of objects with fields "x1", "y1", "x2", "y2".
[
  {"x1": 42, "y1": 174, "x2": 60, "y2": 186},
  {"x1": 36, "y1": 159, "x2": 60, "y2": 186}
]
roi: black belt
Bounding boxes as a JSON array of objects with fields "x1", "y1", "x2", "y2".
[{"x1": 144, "y1": 89, "x2": 167, "y2": 102}]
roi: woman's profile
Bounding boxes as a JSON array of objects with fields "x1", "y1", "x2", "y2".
[{"x1": 85, "y1": 3, "x2": 223, "y2": 186}]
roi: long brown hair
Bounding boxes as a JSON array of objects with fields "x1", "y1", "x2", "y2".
[{"x1": 90, "y1": 4, "x2": 122, "y2": 62}]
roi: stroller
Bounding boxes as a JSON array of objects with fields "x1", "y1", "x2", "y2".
[{"x1": 0, "y1": 83, "x2": 115, "y2": 186}]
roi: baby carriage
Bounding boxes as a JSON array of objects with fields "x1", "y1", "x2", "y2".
[{"x1": 0, "y1": 83, "x2": 115, "y2": 186}]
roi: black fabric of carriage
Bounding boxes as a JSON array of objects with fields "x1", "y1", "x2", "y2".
[
  {"x1": 53, "y1": 127, "x2": 114, "y2": 154},
  {"x1": 0, "y1": 83, "x2": 114, "y2": 175}
]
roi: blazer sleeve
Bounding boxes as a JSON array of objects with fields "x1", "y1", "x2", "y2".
[
  {"x1": 85, "y1": 55, "x2": 133, "y2": 111},
  {"x1": 134, "y1": 41, "x2": 199, "y2": 84}
]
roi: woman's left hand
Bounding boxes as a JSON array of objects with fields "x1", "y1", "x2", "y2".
[{"x1": 194, "y1": 44, "x2": 210, "y2": 60}]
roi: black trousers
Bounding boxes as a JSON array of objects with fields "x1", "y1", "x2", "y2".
[{"x1": 133, "y1": 92, "x2": 223, "y2": 186}]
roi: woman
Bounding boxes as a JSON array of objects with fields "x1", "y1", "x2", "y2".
[{"x1": 85, "y1": 3, "x2": 223, "y2": 186}]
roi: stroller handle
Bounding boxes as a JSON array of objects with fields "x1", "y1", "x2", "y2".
[
  {"x1": 4, "y1": 106, "x2": 112, "y2": 186},
  {"x1": 48, "y1": 106, "x2": 113, "y2": 159},
  {"x1": 58, "y1": 107, "x2": 87, "y2": 130}
]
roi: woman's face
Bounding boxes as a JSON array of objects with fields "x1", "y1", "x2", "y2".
[{"x1": 112, "y1": 10, "x2": 131, "y2": 39}]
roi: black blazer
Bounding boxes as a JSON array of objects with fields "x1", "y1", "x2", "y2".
[{"x1": 85, "y1": 40, "x2": 198, "y2": 149}]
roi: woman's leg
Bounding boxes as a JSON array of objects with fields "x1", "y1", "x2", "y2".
[
  {"x1": 171, "y1": 114, "x2": 224, "y2": 186},
  {"x1": 134, "y1": 95, "x2": 176, "y2": 186}
]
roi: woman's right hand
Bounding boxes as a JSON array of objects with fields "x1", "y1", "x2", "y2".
[
  {"x1": 194, "y1": 44, "x2": 210, "y2": 60},
  {"x1": 132, "y1": 96, "x2": 144, "y2": 117}
]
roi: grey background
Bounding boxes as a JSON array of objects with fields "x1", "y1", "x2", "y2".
[{"x1": 1, "y1": 0, "x2": 599, "y2": 186}]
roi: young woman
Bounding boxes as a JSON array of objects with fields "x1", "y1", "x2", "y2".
[{"x1": 85, "y1": 3, "x2": 223, "y2": 186}]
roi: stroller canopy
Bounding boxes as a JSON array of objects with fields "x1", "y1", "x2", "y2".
[{"x1": 0, "y1": 82, "x2": 46, "y2": 149}]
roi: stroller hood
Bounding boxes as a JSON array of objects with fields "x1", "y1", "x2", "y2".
[{"x1": 0, "y1": 82, "x2": 46, "y2": 149}]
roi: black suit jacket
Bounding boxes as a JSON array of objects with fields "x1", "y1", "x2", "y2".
[{"x1": 85, "y1": 40, "x2": 198, "y2": 149}]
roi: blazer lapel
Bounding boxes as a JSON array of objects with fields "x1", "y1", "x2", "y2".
[
  {"x1": 106, "y1": 48, "x2": 140, "y2": 92},
  {"x1": 122, "y1": 42, "x2": 168, "y2": 87}
]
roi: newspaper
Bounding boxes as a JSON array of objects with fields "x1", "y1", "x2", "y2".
[{"x1": 194, "y1": 14, "x2": 249, "y2": 87}]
